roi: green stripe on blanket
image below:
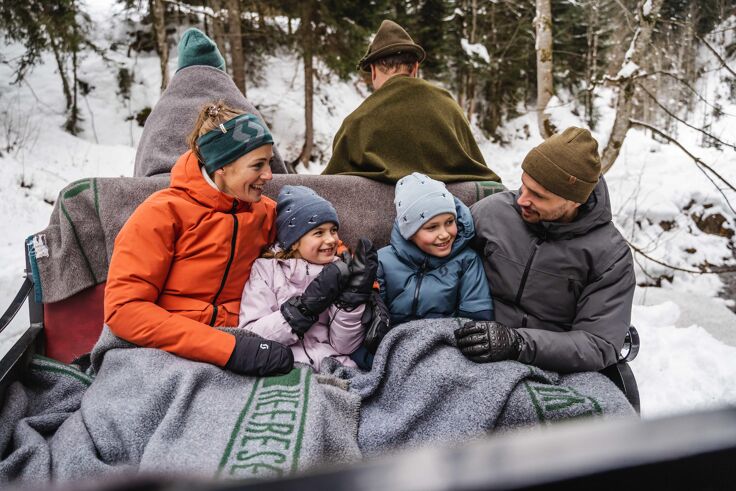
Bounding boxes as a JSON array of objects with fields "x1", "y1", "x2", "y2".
[{"x1": 216, "y1": 368, "x2": 313, "y2": 479}]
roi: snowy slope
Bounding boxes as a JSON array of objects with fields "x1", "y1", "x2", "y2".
[{"x1": 1, "y1": 5, "x2": 735, "y2": 419}]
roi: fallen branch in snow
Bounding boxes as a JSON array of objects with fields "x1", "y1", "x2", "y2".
[
  {"x1": 626, "y1": 240, "x2": 736, "y2": 275},
  {"x1": 629, "y1": 119, "x2": 736, "y2": 216},
  {"x1": 636, "y1": 84, "x2": 736, "y2": 151}
]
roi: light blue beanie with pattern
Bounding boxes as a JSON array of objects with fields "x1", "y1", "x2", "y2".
[{"x1": 394, "y1": 172, "x2": 456, "y2": 240}]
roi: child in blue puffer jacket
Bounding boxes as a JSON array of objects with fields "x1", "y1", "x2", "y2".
[{"x1": 378, "y1": 172, "x2": 494, "y2": 326}]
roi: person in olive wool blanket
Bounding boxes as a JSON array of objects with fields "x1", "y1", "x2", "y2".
[{"x1": 322, "y1": 20, "x2": 501, "y2": 184}]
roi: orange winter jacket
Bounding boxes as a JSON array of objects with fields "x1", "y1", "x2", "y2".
[{"x1": 104, "y1": 151, "x2": 276, "y2": 367}]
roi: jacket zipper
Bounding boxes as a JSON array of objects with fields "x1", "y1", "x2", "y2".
[
  {"x1": 411, "y1": 259, "x2": 429, "y2": 318},
  {"x1": 210, "y1": 200, "x2": 239, "y2": 326},
  {"x1": 514, "y1": 237, "x2": 545, "y2": 306}
]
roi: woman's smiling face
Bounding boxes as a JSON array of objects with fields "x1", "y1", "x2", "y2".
[
  {"x1": 292, "y1": 222, "x2": 339, "y2": 265},
  {"x1": 216, "y1": 144, "x2": 273, "y2": 203}
]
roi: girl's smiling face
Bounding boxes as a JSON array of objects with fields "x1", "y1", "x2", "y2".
[
  {"x1": 410, "y1": 213, "x2": 457, "y2": 258},
  {"x1": 292, "y1": 222, "x2": 339, "y2": 264}
]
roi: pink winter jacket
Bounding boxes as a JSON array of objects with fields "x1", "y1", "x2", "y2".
[{"x1": 238, "y1": 256, "x2": 365, "y2": 371}]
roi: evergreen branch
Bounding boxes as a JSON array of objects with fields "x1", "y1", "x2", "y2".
[
  {"x1": 625, "y1": 239, "x2": 736, "y2": 274},
  {"x1": 161, "y1": 0, "x2": 216, "y2": 19},
  {"x1": 636, "y1": 83, "x2": 736, "y2": 151},
  {"x1": 629, "y1": 119, "x2": 736, "y2": 216}
]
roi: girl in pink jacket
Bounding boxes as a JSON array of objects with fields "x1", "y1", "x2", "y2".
[{"x1": 239, "y1": 185, "x2": 376, "y2": 371}]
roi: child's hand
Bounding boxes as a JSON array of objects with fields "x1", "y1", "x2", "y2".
[
  {"x1": 338, "y1": 238, "x2": 378, "y2": 309},
  {"x1": 281, "y1": 261, "x2": 351, "y2": 336}
]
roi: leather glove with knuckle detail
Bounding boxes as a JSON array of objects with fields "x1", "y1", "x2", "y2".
[
  {"x1": 280, "y1": 260, "x2": 351, "y2": 337},
  {"x1": 454, "y1": 320, "x2": 525, "y2": 363}
]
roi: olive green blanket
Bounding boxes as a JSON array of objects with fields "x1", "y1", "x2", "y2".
[{"x1": 323, "y1": 76, "x2": 501, "y2": 184}]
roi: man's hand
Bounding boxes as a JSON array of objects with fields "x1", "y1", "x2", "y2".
[{"x1": 454, "y1": 320, "x2": 524, "y2": 363}]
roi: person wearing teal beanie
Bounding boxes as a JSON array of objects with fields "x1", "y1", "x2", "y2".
[{"x1": 177, "y1": 27, "x2": 226, "y2": 72}]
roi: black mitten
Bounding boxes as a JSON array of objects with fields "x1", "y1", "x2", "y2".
[
  {"x1": 454, "y1": 320, "x2": 524, "y2": 363},
  {"x1": 281, "y1": 261, "x2": 350, "y2": 337},
  {"x1": 225, "y1": 336, "x2": 294, "y2": 376},
  {"x1": 338, "y1": 238, "x2": 378, "y2": 309},
  {"x1": 362, "y1": 291, "x2": 391, "y2": 353}
]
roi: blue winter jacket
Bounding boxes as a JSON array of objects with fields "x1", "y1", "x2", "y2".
[{"x1": 377, "y1": 197, "x2": 494, "y2": 325}]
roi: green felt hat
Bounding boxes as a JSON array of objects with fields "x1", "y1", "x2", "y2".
[{"x1": 358, "y1": 20, "x2": 425, "y2": 72}]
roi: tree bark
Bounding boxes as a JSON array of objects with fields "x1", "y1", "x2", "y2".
[
  {"x1": 300, "y1": 0, "x2": 315, "y2": 169},
  {"x1": 600, "y1": 0, "x2": 664, "y2": 174},
  {"x1": 584, "y1": 0, "x2": 600, "y2": 128},
  {"x1": 227, "y1": 0, "x2": 246, "y2": 96},
  {"x1": 465, "y1": 0, "x2": 478, "y2": 124},
  {"x1": 48, "y1": 38, "x2": 72, "y2": 110},
  {"x1": 535, "y1": 0, "x2": 554, "y2": 139},
  {"x1": 151, "y1": 0, "x2": 169, "y2": 91},
  {"x1": 209, "y1": 0, "x2": 227, "y2": 64}
]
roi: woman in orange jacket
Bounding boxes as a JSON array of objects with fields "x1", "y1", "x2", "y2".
[{"x1": 104, "y1": 100, "x2": 293, "y2": 376}]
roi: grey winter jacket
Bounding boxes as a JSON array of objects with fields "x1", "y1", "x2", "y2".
[
  {"x1": 378, "y1": 197, "x2": 494, "y2": 325},
  {"x1": 471, "y1": 177, "x2": 635, "y2": 373}
]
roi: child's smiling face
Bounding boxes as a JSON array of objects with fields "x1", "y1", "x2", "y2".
[
  {"x1": 410, "y1": 213, "x2": 457, "y2": 258},
  {"x1": 293, "y1": 222, "x2": 339, "y2": 264}
]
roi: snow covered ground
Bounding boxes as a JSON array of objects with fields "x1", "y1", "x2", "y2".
[{"x1": 1, "y1": 3, "x2": 735, "y2": 420}]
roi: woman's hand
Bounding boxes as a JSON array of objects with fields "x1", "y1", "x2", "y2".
[{"x1": 225, "y1": 336, "x2": 294, "y2": 376}]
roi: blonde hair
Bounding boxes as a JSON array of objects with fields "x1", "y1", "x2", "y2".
[
  {"x1": 187, "y1": 100, "x2": 244, "y2": 164},
  {"x1": 261, "y1": 241, "x2": 301, "y2": 260}
]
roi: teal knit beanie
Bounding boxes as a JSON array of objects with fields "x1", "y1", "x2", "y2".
[
  {"x1": 177, "y1": 28, "x2": 225, "y2": 72},
  {"x1": 196, "y1": 114, "x2": 273, "y2": 173}
]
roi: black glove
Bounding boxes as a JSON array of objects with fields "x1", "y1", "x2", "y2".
[
  {"x1": 361, "y1": 291, "x2": 391, "y2": 353},
  {"x1": 454, "y1": 320, "x2": 524, "y2": 363},
  {"x1": 280, "y1": 261, "x2": 350, "y2": 337},
  {"x1": 225, "y1": 336, "x2": 294, "y2": 376},
  {"x1": 338, "y1": 239, "x2": 378, "y2": 309}
]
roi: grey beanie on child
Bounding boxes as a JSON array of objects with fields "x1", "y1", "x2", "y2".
[
  {"x1": 276, "y1": 185, "x2": 340, "y2": 250},
  {"x1": 395, "y1": 172, "x2": 456, "y2": 240}
]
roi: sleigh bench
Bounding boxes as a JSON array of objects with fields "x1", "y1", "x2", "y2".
[{"x1": 0, "y1": 174, "x2": 639, "y2": 412}]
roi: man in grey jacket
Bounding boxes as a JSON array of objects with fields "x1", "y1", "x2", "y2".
[{"x1": 455, "y1": 127, "x2": 635, "y2": 373}]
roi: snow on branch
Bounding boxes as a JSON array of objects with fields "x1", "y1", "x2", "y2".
[{"x1": 460, "y1": 39, "x2": 490, "y2": 64}]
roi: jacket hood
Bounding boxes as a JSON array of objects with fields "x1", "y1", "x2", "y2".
[
  {"x1": 390, "y1": 196, "x2": 474, "y2": 269},
  {"x1": 513, "y1": 176, "x2": 613, "y2": 240},
  {"x1": 170, "y1": 150, "x2": 252, "y2": 213}
]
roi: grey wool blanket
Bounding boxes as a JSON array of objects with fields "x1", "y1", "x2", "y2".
[
  {"x1": 323, "y1": 319, "x2": 636, "y2": 456},
  {"x1": 0, "y1": 328, "x2": 361, "y2": 484},
  {"x1": 134, "y1": 65, "x2": 287, "y2": 177},
  {"x1": 28, "y1": 175, "x2": 503, "y2": 303}
]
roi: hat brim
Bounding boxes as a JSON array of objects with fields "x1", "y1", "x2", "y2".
[{"x1": 358, "y1": 43, "x2": 426, "y2": 72}]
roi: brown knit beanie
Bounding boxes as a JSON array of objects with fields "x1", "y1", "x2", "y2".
[{"x1": 521, "y1": 127, "x2": 601, "y2": 203}]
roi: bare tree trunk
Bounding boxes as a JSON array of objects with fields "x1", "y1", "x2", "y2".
[
  {"x1": 227, "y1": 0, "x2": 246, "y2": 96},
  {"x1": 600, "y1": 0, "x2": 664, "y2": 174},
  {"x1": 535, "y1": 0, "x2": 554, "y2": 139},
  {"x1": 49, "y1": 38, "x2": 72, "y2": 110},
  {"x1": 584, "y1": 0, "x2": 600, "y2": 129},
  {"x1": 300, "y1": 0, "x2": 315, "y2": 169},
  {"x1": 151, "y1": 0, "x2": 169, "y2": 91},
  {"x1": 209, "y1": 0, "x2": 227, "y2": 61},
  {"x1": 465, "y1": 0, "x2": 478, "y2": 124}
]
